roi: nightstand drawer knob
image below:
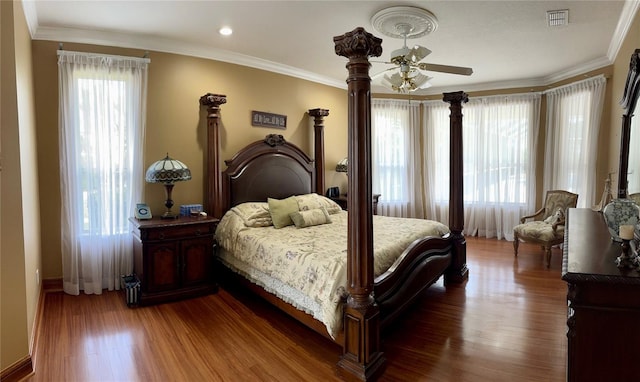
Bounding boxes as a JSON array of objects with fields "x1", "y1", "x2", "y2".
[
  {"x1": 195, "y1": 229, "x2": 201, "y2": 236},
  {"x1": 158, "y1": 233, "x2": 165, "y2": 240}
]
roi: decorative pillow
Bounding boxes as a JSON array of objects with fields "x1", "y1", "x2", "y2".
[
  {"x1": 289, "y1": 207, "x2": 332, "y2": 228},
  {"x1": 231, "y1": 202, "x2": 272, "y2": 227},
  {"x1": 268, "y1": 196, "x2": 299, "y2": 228},
  {"x1": 295, "y1": 193, "x2": 342, "y2": 215},
  {"x1": 543, "y1": 207, "x2": 565, "y2": 226}
]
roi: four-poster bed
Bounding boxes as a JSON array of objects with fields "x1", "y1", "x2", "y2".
[{"x1": 199, "y1": 27, "x2": 468, "y2": 381}]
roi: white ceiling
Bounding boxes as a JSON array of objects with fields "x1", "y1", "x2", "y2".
[{"x1": 22, "y1": 1, "x2": 639, "y2": 95}]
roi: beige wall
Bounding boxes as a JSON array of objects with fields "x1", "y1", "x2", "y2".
[
  {"x1": 1, "y1": 0, "x2": 42, "y2": 372},
  {"x1": 32, "y1": 41, "x2": 350, "y2": 280},
  {"x1": 15, "y1": 0, "x2": 42, "y2": 355}
]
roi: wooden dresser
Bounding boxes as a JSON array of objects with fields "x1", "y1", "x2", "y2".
[
  {"x1": 129, "y1": 216, "x2": 219, "y2": 305},
  {"x1": 562, "y1": 208, "x2": 640, "y2": 382}
]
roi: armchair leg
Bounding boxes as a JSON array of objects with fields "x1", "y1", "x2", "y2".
[
  {"x1": 545, "y1": 247, "x2": 552, "y2": 268},
  {"x1": 513, "y1": 232, "x2": 519, "y2": 256}
]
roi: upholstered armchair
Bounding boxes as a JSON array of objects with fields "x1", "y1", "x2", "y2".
[{"x1": 513, "y1": 190, "x2": 579, "y2": 267}]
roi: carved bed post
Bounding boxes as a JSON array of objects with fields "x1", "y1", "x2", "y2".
[
  {"x1": 308, "y1": 108, "x2": 329, "y2": 195},
  {"x1": 443, "y1": 91, "x2": 469, "y2": 283},
  {"x1": 199, "y1": 93, "x2": 227, "y2": 219},
  {"x1": 334, "y1": 28, "x2": 385, "y2": 381}
]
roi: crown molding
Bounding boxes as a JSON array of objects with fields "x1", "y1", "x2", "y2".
[
  {"x1": 23, "y1": 1, "x2": 637, "y2": 96},
  {"x1": 608, "y1": 0, "x2": 640, "y2": 61},
  {"x1": 418, "y1": 55, "x2": 612, "y2": 96},
  {"x1": 32, "y1": 25, "x2": 347, "y2": 90},
  {"x1": 20, "y1": 0, "x2": 38, "y2": 37}
]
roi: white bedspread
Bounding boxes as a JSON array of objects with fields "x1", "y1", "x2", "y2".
[{"x1": 215, "y1": 209, "x2": 449, "y2": 339}]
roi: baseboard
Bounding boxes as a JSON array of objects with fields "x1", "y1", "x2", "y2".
[
  {"x1": 0, "y1": 356, "x2": 33, "y2": 382},
  {"x1": 21, "y1": 277, "x2": 63, "y2": 380},
  {"x1": 0, "y1": 279, "x2": 60, "y2": 381},
  {"x1": 42, "y1": 278, "x2": 63, "y2": 292}
]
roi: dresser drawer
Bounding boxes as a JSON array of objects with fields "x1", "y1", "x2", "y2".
[{"x1": 141, "y1": 222, "x2": 214, "y2": 241}]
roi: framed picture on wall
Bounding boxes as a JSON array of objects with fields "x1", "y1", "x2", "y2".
[{"x1": 251, "y1": 111, "x2": 287, "y2": 129}]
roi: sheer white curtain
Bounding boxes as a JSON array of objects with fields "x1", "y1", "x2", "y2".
[
  {"x1": 372, "y1": 99, "x2": 423, "y2": 217},
  {"x1": 423, "y1": 101, "x2": 451, "y2": 225},
  {"x1": 58, "y1": 51, "x2": 149, "y2": 295},
  {"x1": 424, "y1": 94, "x2": 541, "y2": 240},
  {"x1": 544, "y1": 75, "x2": 606, "y2": 208}
]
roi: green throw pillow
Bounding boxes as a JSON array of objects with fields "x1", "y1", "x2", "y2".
[{"x1": 268, "y1": 196, "x2": 299, "y2": 229}]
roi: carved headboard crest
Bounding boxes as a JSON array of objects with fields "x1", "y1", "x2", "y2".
[{"x1": 264, "y1": 134, "x2": 286, "y2": 147}]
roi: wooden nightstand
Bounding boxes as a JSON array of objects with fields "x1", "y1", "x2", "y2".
[
  {"x1": 330, "y1": 194, "x2": 381, "y2": 215},
  {"x1": 129, "y1": 215, "x2": 219, "y2": 305}
]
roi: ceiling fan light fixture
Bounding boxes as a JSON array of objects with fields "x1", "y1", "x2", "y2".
[
  {"x1": 381, "y1": 72, "x2": 431, "y2": 94},
  {"x1": 370, "y1": 4, "x2": 472, "y2": 94},
  {"x1": 412, "y1": 73, "x2": 432, "y2": 89}
]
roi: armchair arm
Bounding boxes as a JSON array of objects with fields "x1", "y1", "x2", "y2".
[
  {"x1": 520, "y1": 207, "x2": 546, "y2": 223},
  {"x1": 552, "y1": 217, "x2": 566, "y2": 231}
]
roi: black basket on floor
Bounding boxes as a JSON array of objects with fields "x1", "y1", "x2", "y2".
[{"x1": 121, "y1": 274, "x2": 141, "y2": 307}]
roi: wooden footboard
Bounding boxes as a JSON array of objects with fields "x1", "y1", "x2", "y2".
[{"x1": 374, "y1": 236, "x2": 453, "y2": 327}]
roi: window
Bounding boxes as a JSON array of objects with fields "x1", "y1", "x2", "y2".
[
  {"x1": 430, "y1": 95, "x2": 540, "y2": 206},
  {"x1": 425, "y1": 94, "x2": 541, "y2": 239},
  {"x1": 58, "y1": 51, "x2": 149, "y2": 295},
  {"x1": 373, "y1": 105, "x2": 409, "y2": 202},
  {"x1": 544, "y1": 76, "x2": 606, "y2": 208},
  {"x1": 371, "y1": 99, "x2": 421, "y2": 217},
  {"x1": 76, "y1": 75, "x2": 134, "y2": 235}
]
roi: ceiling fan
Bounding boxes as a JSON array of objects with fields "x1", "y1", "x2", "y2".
[{"x1": 371, "y1": 6, "x2": 474, "y2": 93}]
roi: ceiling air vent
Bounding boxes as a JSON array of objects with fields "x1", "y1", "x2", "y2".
[{"x1": 547, "y1": 9, "x2": 569, "y2": 27}]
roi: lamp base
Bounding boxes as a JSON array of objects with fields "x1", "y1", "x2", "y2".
[
  {"x1": 161, "y1": 183, "x2": 177, "y2": 219},
  {"x1": 161, "y1": 211, "x2": 178, "y2": 219}
]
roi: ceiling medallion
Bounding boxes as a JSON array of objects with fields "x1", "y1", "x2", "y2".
[{"x1": 370, "y1": 6, "x2": 438, "y2": 40}]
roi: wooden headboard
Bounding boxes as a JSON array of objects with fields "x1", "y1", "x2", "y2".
[
  {"x1": 221, "y1": 134, "x2": 315, "y2": 208},
  {"x1": 199, "y1": 92, "x2": 329, "y2": 218}
]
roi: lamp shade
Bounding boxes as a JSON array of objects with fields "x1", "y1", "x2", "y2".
[
  {"x1": 336, "y1": 157, "x2": 348, "y2": 173},
  {"x1": 145, "y1": 154, "x2": 192, "y2": 183}
]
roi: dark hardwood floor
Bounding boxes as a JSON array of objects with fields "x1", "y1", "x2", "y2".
[{"x1": 28, "y1": 237, "x2": 567, "y2": 381}]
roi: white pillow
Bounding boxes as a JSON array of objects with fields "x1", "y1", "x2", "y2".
[
  {"x1": 231, "y1": 202, "x2": 272, "y2": 227},
  {"x1": 295, "y1": 193, "x2": 342, "y2": 214}
]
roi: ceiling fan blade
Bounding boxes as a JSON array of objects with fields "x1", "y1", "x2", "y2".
[
  {"x1": 390, "y1": 46, "x2": 411, "y2": 63},
  {"x1": 418, "y1": 63, "x2": 473, "y2": 76},
  {"x1": 406, "y1": 45, "x2": 431, "y2": 63}
]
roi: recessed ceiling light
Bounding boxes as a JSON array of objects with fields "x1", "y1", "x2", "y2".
[{"x1": 219, "y1": 27, "x2": 233, "y2": 36}]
